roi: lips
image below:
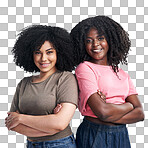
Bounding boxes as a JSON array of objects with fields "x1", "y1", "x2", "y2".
[
  {"x1": 40, "y1": 63, "x2": 50, "y2": 68},
  {"x1": 92, "y1": 48, "x2": 103, "y2": 53}
]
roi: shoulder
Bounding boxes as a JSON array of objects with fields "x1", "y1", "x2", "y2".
[
  {"x1": 76, "y1": 61, "x2": 95, "y2": 73},
  {"x1": 15, "y1": 76, "x2": 31, "y2": 91},
  {"x1": 21, "y1": 76, "x2": 32, "y2": 83},
  {"x1": 118, "y1": 68, "x2": 130, "y2": 80},
  {"x1": 57, "y1": 71, "x2": 75, "y2": 79},
  {"x1": 56, "y1": 71, "x2": 76, "y2": 83},
  {"x1": 18, "y1": 76, "x2": 32, "y2": 87},
  {"x1": 118, "y1": 68, "x2": 129, "y2": 77}
]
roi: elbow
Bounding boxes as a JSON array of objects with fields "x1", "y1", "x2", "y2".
[
  {"x1": 96, "y1": 108, "x2": 112, "y2": 122},
  {"x1": 134, "y1": 107, "x2": 145, "y2": 122},
  {"x1": 138, "y1": 108, "x2": 145, "y2": 122},
  {"x1": 99, "y1": 114, "x2": 112, "y2": 122},
  {"x1": 55, "y1": 123, "x2": 68, "y2": 132}
]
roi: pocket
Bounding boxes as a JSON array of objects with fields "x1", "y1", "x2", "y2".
[
  {"x1": 66, "y1": 135, "x2": 77, "y2": 148},
  {"x1": 49, "y1": 142, "x2": 68, "y2": 148}
]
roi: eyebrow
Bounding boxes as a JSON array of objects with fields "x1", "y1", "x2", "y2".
[
  {"x1": 46, "y1": 48, "x2": 54, "y2": 51},
  {"x1": 35, "y1": 48, "x2": 54, "y2": 51},
  {"x1": 86, "y1": 35, "x2": 104, "y2": 39}
]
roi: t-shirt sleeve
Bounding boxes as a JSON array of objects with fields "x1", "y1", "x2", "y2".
[
  {"x1": 10, "y1": 80, "x2": 22, "y2": 112},
  {"x1": 127, "y1": 74, "x2": 138, "y2": 96},
  {"x1": 57, "y1": 72, "x2": 78, "y2": 107},
  {"x1": 75, "y1": 63, "x2": 99, "y2": 113}
]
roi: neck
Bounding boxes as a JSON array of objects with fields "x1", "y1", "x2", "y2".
[
  {"x1": 90, "y1": 58, "x2": 108, "y2": 66},
  {"x1": 39, "y1": 68, "x2": 57, "y2": 80}
]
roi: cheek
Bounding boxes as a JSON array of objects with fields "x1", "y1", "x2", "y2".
[
  {"x1": 33, "y1": 55, "x2": 40, "y2": 63},
  {"x1": 101, "y1": 42, "x2": 107, "y2": 46},
  {"x1": 49, "y1": 54, "x2": 57, "y2": 62},
  {"x1": 33, "y1": 56, "x2": 37, "y2": 63},
  {"x1": 86, "y1": 45, "x2": 91, "y2": 52},
  {"x1": 101, "y1": 42, "x2": 109, "y2": 50}
]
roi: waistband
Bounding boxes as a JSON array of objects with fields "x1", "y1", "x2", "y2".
[
  {"x1": 83, "y1": 117, "x2": 127, "y2": 132},
  {"x1": 27, "y1": 125, "x2": 72, "y2": 142},
  {"x1": 27, "y1": 134, "x2": 75, "y2": 146}
]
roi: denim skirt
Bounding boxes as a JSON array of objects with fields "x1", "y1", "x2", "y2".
[
  {"x1": 76, "y1": 118, "x2": 131, "y2": 148},
  {"x1": 26, "y1": 134, "x2": 76, "y2": 148}
]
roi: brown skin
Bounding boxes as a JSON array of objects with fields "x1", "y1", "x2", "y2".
[
  {"x1": 113, "y1": 95, "x2": 144, "y2": 124},
  {"x1": 87, "y1": 93, "x2": 144, "y2": 125},
  {"x1": 53, "y1": 28, "x2": 145, "y2": 125},
  {"x1": 85, "y1": 28, "x2": 109, "y2": 65},
  {"x1": 84, "y1": 28, "x2": 144, "y2": 125}
]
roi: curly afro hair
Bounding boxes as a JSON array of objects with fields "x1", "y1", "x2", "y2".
[
  {"x1": 12, "y1": 25, "x2": 75, "y2": 72},
  {"x1": 70, "y1": 15, "x2": 131, "y2": 73}
]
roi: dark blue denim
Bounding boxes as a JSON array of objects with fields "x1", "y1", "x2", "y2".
[
  {"x1": 27, "y1": 134, "x2": 76, "y2": 148},
  {"x1": 76, "y1": 118, "x2": 131, "y2": 148}
]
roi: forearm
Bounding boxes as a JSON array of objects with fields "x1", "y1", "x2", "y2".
[
  {"x1": 20, "y1": 114, "x2": 62, "y2": 133},
  {"x1": 7, "y1": 103, "x2": 76, "y2": 133},
  {"x1": 11, "y1": 124, "x2": 56, "y2": 137},
  {"x1": 113, "y1": 107, "x2": 145, "y2": 124},
  {"x1": 100, "y1": 102, "x2": 134, "y2": 122},
  {"x1": 88, "y1": 93, "x2": 134, "y2": 122},
  {"x1": 20, "y1": 103, "x2": 76, "y2": 133}
]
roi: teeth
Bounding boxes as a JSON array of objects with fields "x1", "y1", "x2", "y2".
[
  {"x1": 42, "y1": 64, "x2": 48, "y2": 65},
  {"x1": 93, "y1": 49, "x2": 102, "y2": 53},
  {"x1": 41, "y1": 63, "x2": 49, "y2": 65}
]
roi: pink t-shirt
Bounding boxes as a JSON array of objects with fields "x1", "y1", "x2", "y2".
[{"x1": 75, "y1": 61, "x2": 138, "y2": 118}]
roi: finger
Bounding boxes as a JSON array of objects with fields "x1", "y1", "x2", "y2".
[
  {"x1": 5, "y1": 117, "x2": 8, "y2": 120},
  {"x1": 97, "y1": 90, "x2": 101, "y2": 95},
  {"x1": 101, "y1": 95, "x2": 106, "y2": 101},
  {"x1": 7, "y1": 112, "x2": 11, "y2": 116},
  {"x1": 6, "y1": 119, "x2": 17, "y2": 130},
  {"x1": 54, "y1": 105, "x2": 62, "y2": 114}
]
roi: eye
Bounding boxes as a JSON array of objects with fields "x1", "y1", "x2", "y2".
[
  {"x1": 47, "y1": 51, "x2": 54, "y2": 54},
  {"x1": 86, "y1": 39, "x2": 92, "y2": 43},
  {"x1": 34, "y1": 51, "x2": 41, "y2": 54},
  {"x1": 98, "y1": 36, "x2": 105, "y2": 41}
]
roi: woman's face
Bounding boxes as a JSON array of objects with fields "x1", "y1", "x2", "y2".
[
  {"x1": 85, "y1": 28, "x2": 109, "y2": 65},
  {"x1": 33, "y1": 41, "x2": 57, "y2": 75}
]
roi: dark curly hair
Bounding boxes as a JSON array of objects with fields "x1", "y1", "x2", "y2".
[
  {"x1": 12, "y1": 25, "x2": 75, "y2": 72},
  {"x1": 70, "y1": 15, "x2": 131, "y2": 73}
]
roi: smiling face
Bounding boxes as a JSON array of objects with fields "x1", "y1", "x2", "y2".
[
  {"x1": 85, "y1": 28, "x2": 109, "y2": 65},
  {"x1": 33, "y1": 41, "x2": 57, "y2": 76}
]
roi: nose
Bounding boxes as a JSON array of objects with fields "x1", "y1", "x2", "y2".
[
  {"x1": 93, "y1": 39, "x2": 100, "y2": 47},
  {"x1": 41, "y1": 53, "x2": 47, "y2": 61}
]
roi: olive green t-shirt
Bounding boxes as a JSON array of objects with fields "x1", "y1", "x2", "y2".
[{"x1": 10, "y1": 70, "x2": 78, "y2": 142}]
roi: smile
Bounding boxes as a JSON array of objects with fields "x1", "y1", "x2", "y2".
[
  {"x1": 40, "y1": 63, "x2": 50, "y2": 68},
  {"x1": 92, "y1": 49, "x2": 103, "y2": 53}
]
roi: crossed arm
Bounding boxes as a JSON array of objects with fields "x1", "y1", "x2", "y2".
[
  {"x1": 5, "y1": 103, "x2": 76, "y2": 137},
  {"x1": 87, "y1": 92, "x2": 144, "y2": 124}
]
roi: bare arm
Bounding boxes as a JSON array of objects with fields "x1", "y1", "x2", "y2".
[
  {"x1": 6, "y1": 103, "x2": 76, "y2": 133},
  {"x1": 87, "y1": 92, "x2": 134, "y2": 122},
  {"x1": 11, "y1": 124, "x2": 55, "y2": 137},
  {"x1": 113, "y1": 95, "x2": 144, "y2": 124}
]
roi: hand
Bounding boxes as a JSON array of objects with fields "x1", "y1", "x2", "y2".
[
  {"x1": 54, "y1": 104, "x2": 62, "y2": 114},
  {"x1": 97, "y1": 90, "x2": 106, "y2": 103},
  {"x1": 5, "y1": 111, "x2": 22, "y2": 130}
]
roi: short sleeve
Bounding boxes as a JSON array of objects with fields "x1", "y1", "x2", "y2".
[
  {"x1": 57, "y1": 72, "x2": 78, "y2": 107},
  {"x1": 10, "y1": 80, "x2": 22, "y2": 112},
  {"x1": 128, "y1": 74, "x2": 138, "y2": 96},
  {"x1": 75, "y1": 63, "x2": 99, "y2": 113}
]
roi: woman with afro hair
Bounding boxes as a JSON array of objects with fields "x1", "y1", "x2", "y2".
[
  {"x1": 70, "y1": 15, "x2": 144, "y2": 148},
  {"x1": 5, "y1": 25, "x2": 78, "y2": 148}
]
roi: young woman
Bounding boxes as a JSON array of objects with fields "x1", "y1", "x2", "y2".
[
  {"x1": 5, "y1": 25, "x2": 78, "y2": 148},
  {"x1": 70, "y1": 15, "x2": 144, "y2": 148}
]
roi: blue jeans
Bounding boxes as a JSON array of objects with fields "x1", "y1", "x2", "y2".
[
  {"x1": 27, "y1": 134, "x2": 76, "y2": 148},
  {"x1": 76, "y1": 118, "x2": 131, "y2": 148}
]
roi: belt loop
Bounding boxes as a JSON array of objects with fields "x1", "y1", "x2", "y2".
[{"x1": 70, "y1": 135, "x2": 75, "y2": 144}]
